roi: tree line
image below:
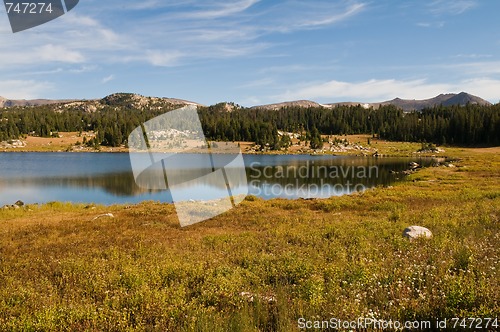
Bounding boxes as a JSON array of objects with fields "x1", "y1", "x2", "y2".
[
  {"x1": 1, "y1": 100, "x2": 499, "y2": 148},
  {"x1": 198, "y1": 102, "x2": 500, "y2": 146}
]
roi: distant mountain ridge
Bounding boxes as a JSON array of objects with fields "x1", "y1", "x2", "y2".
[
  {"x1": 0, "y1": 96, "x2": 77, "y2": 108},
  {"x1": 255, "y1": 92, "x2": 492, "y2": 111},
  {"x1": 376, "y1": 92, "x2": 492, "y2": 111},
  {"x1": 0, "y1": 92, "x2": 492, "y2": 111}
]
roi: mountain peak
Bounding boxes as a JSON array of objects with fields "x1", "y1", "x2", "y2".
[{"x1": 381, "y1": 92, "x2": 491, "y2": 111}]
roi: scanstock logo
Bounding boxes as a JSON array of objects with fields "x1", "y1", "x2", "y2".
[
  {"x1": 128, "y1": 106, "x2": 249, "y2": 227},
  {"x1": 3, "y1": 0, "x2": 79, "y2": 33}
]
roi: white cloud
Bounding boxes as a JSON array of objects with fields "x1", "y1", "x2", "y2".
[
  {"x1": 145, "y1": 50, "x2": 183, "y2": 67},
  {"x1": 0, "y1": 80, "x2": 53, "y2": 99},
  {"x1": 70, "y1": 65, "x2": 98, "y2": 74},
  {"x1": 417, "y1": 21, "x2": 445, "y2": 28},
  {"x1": 63, "y1": 14, "x2": 100, "y2": 27},
  {"x1": 238, "y1": 77, "x2": 275, "y2": 89},
  {"x1": 0, "y1": 45, "x2": 84, "y2": 67},
  {"x1": 19, "y1": 68, "x2": 64, "y2": 76},
  {"x1": 120, "y1": 50, "x2": 184, "y2": 67},
  {"x1": 101, "y1": 75, "x2": 114, "y2": 84},
  {"x1": 275, "y1": 78, "x2": 500, "y2": 103},
  {"x1": 444, "y1": 61, "x2": 500, "y2": 75},
  {"x1": 239, "y1": 96, "x2": 262, "y2": 107},
  {"x1": 59, "y1": 13, "x2": 123, "y2": 47},
  {"x1": 37, "y1": 44, "x2": 85, "y2": 63},
  {"x1": 458, "y1": 78, "x2": 500, "y2": 102},
  {"x1": 453, "y1": 54, "x2": 493, "y2": 59}
]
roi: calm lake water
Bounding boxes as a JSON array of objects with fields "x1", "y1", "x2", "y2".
[{"x1": 0, "y1": 153, "x2": 436, "y2": 205}]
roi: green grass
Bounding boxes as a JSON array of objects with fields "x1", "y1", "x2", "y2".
[{"x1": 0, "y1": 147, "x2": 499, "y2": 331}]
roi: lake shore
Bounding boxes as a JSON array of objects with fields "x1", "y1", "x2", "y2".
[
  {"x1": 1, "y1": 132, "x2": 455, "y2": 158},
  {"x1": 0, "y1": 145, "x2": 499, "y2": 330}
]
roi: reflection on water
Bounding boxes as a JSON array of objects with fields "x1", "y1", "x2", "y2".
[{"x1": 0, "y1": 153, "x2": 437, "y2": 205}]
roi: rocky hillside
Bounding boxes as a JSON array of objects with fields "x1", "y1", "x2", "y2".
[{"x1": 0, "y1": 93, "x2": 202, "y2": 111}]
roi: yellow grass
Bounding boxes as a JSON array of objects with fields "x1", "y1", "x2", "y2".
[{"x1": 0, "y1": 144, "x2": 499, "y2": 331}]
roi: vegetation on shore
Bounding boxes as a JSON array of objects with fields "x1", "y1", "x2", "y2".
[
  {"x1": 0, "y1": 145, "x2": 498, "y2": 331},
  {"x1": 1, "y1": 94, "x2": 499, "y2": 151}
]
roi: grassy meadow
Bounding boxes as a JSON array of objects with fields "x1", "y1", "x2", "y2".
[{"x1": 0, "y1": 143, "x2": 499, "y2": 331}]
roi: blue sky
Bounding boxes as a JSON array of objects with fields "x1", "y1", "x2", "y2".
[{"x1": 1, "y1": 0, "x2": 500, "y2": 106}]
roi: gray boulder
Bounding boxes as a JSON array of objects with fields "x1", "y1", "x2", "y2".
[{"x1": 403, "y1": 226, "x2": 432, "y2": 240}]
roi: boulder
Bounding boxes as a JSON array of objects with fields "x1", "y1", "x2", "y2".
[
  {"x1": 409, "y1": 162, "x2": 420, "y2": 169},
  {"x1": 403, "y1": 226, "x2": 432, "y2": 240},
  {"x1": 15, "y1": 200, "x2": 24, "y2": 206}
]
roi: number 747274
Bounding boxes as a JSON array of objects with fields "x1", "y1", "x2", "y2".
[{"x1": 5, "y1": 2, "x2": 54, "y2": 14}]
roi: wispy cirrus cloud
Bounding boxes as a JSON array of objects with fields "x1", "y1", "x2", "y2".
[
  {"x1": 181, "y1": 0, "x2": 260, "y2": 19},
  {"x1": 106, "y1": 0, "x2": 368, "y2": 68},
  {"x1": 297, "y1": 2, "x2": 367, "y2": 28},
  {"x1": 428, "y1": 0, "x2": 478, "y2": 15},
  {"x1": 1, "y1": 0, "x2": 368, "y2": 72}
]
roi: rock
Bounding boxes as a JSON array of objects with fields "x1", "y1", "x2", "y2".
[
  {"x1": 1, "y1": 201, "x2": 26, "y2": 209},
  {"x1": 91, "y1": 213, "x2": 115, "y2": 221},
  {"x1": 403, "y1": 226, "x2": 432, "y2": 240},
  {"x1": 409, "y1": 162, "x2": 420, "y2": 169}
]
